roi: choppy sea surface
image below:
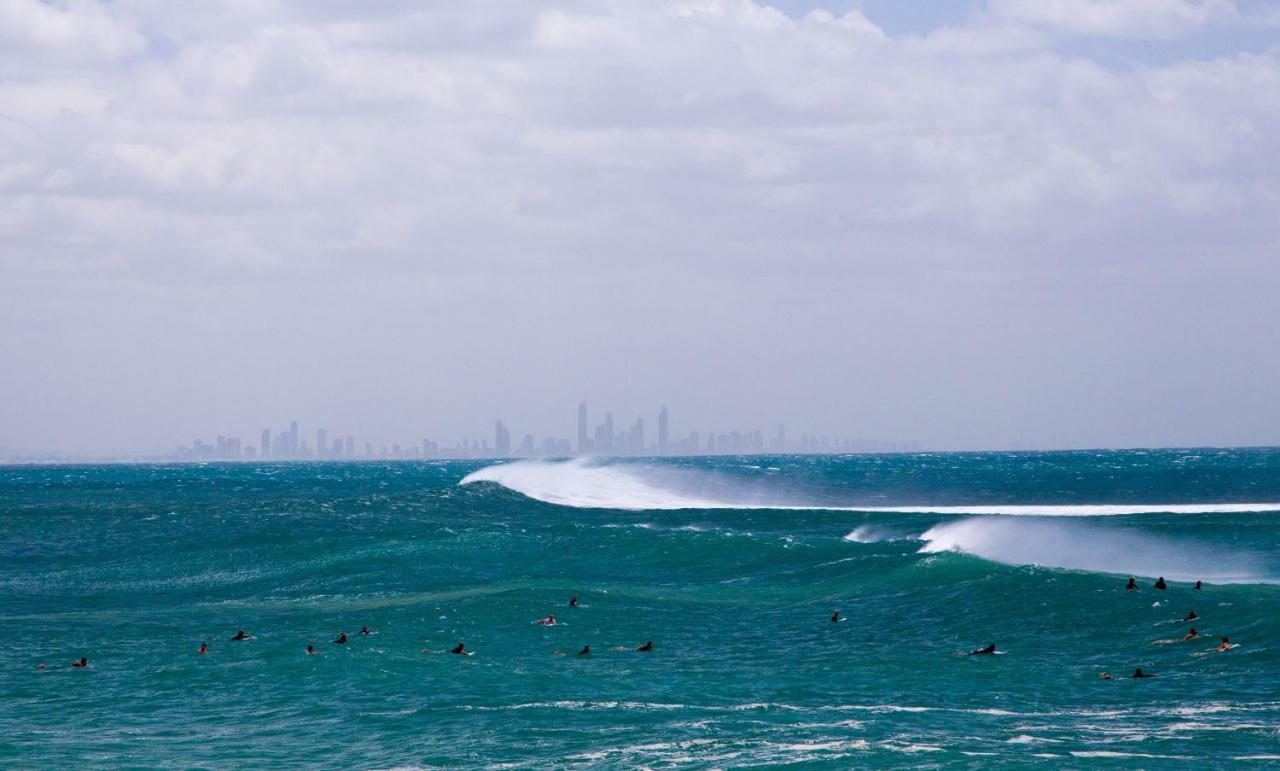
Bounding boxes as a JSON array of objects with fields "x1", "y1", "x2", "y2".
[{"x1": 2, "y1": 449, "x2": 1279, "y2": 768}]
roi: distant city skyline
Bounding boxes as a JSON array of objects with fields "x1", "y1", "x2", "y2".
[
  {"x1": 164, "y1": 401, "x2": 921, "y2": 462},
  {"x1": 2, "y1": 402, "x2": 922, "y2": 463}
]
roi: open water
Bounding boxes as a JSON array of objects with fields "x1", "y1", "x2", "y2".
[{"x1": 2, "y1": 449, "x2": 1279, "y2": 767}]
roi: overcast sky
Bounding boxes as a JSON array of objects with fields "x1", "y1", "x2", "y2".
[{"x1": 2, "y1": 0, "x2": 1279, "y2": 455}]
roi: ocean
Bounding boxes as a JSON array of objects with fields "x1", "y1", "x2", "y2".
[{"x1": 2, "y1": 449, "x2": 1278, "y2": 767}]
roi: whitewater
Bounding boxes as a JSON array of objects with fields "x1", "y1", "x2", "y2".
[{"x1": 4, "y1": 448, "x2": 1280, "y2": 767}]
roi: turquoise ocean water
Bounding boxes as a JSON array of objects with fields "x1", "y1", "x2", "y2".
[{"x1": 2, "y1": 449, "x2": 1279, "y2": 767}]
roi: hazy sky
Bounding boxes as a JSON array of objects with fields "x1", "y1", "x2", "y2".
[{"x1": 2, "y1": 0, "x2": 1279, "y2": 455}]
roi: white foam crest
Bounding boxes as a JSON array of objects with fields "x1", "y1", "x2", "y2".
[
  {"x1": 918, "y1": 517, "x2": 1275, "y2": 584},
  {"x1": 460, "y1": 460, "x2": 1280, "y2": 516}
]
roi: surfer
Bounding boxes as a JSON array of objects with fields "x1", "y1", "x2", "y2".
[
  {"x1": 969, "y1": 643, "x2": 998, "y2": 656},
  {"x1": 1099, "y1": 672, "x2": 1113, "y2": 680},
  {"x1": 1154, "y1": 577, "x2": 1168, "y2": 590},
  {"x1": 831, "y1": 609, "x2": 841, "y2": 623},
  {"x1": 636, "y1": 641, "x2": 654, "y2": 652},
  {"x1": 538, "y1": 614, "x2": 557, "y2": 626},
  {"x1": 450, "y1": 643, "x2": 468, "y2": 655},
  {"x1": 360, "y1": 626, "x2": 372, "y2": 636},
  {"x1": 36, "y1": 663, "x2": 46, "y2": 670},
  {"x1": 577, "y1": 645, "x2": 591, "y2": 656},
  {"x1": 333, "y1": 632, "x2": 347, "y2": 645},
  {"x1": 1194, "y1": 580, "x2": 1202, "y2": 590},
  {"x1": 1132, "y1": 668, "x2": 1156, "y2": 678},
  {"x1": 231, "y1": 629, "x2": 250, "y2": 641},
  {"x1": 306, "y1": 645, "x2": 318, "y2": 655},
  {"x1": 71, "y1": 657, "x2": 88, "y2": 668},
  {"x1": 1126, "y1": 577, "x2": 1138, "y2": 591},
  {"x1": 1182, "y1": 610, "x2": 1198, "y2": 622},
  {"x1": 569, "y1": 596, "x2": 579, "y2": 608},
  {"x1": 198, "y1": 642, "x2": 208, "y2": 655},
  {"x1": 1183, "y1": 628, "x2": 1198, "y2": 641},
  {"x1": 1215, "y1": 636, "x2": 1232, "y2": 652}
]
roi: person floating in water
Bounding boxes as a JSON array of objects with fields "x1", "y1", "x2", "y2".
[
  {"x1": 1154, "y1": 577, "x2": 1168, "y2": 590},
  {"x1": 1126, "y1": 577, "x2": 1138, "y2": 591},
  {"x1": 450, "y1": 643, "x2": 467, "y2": 655},
  {"x1": 1099, "y1": 671, "x2": 1113, "y2": 680},
  {"x1": 360, "y1": 626, "x2": 372, "y2": 635},
  {"x1": 1215, "y1": 636, "x2": 1232, "y2": 652},
  {"x1": 71, "y1": 657, "x2": 88, "y2": 668},
  {"x1": 198, "y1": 642, "x2": 208, "y2": 655},
  {"x1": 333, "y1": 632, "x2": 347, "y2": 645},
  {"x1": 1194, "y1": 580, "x2": 1202, "y2": 590},
  {"x1": 231, "y1": 629, "x2": 250, "y2": 641},
  {"x1": 1183, "y1": 627, "x2": 1199, "y2": 641},
  {"x1": 306, "y1": 644, "x2": 319, "y2": 655},
  {"x1": 969, "y1": 643, "x2": 998, "y2": 656},
  {"x1": 577, "y1": 645, "x2": 591, "y2": 656},
  {"x1": 569, "y1": 596, "x2": 579, "y2": 608},
  {"x1": 635, "y1": 641, "x2": 654, "y2": 652},
  {"x1": 831, "y1": 609, "x2": 841, "y2": 623},
  {"x1": 1132, "y1": 668, "x2": 1156, "y2": 678},
  {"x1": 538, "y1": 614, "x2": 557, "y2": 626},
  {"x1": 1183, "y1": 610, "x2": 1198, "y2": 622}
]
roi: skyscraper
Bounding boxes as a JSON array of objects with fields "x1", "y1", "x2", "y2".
[
  {"x1": 577, "y1": 401, "x2": 589, "y2": 454},
  {"x1": 288, "y1": 420, "x2": 299, "y2": 458},
  {"x1": 316, "y1": 428, "x2": 328, "y2": 459},
  {"x1": 495, "y1": 419, "x2": 511, "y2": 457},
  {"x1": 658, "y1": 405, "x2": 669, "y2": 455},
  {"x1": 260, "y1": 428, "x2": 271, "y2": 459}
]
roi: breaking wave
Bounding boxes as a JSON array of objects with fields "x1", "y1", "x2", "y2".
[
  {"x1": 460, "y1": 459, "x2": 1280, "y2": 516},
  {"x1": 918, "y1": 517, "x2": 1275, "y2": 584}
]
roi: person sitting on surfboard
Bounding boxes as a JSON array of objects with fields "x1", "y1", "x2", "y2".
[
  {"x1": 577, "y1": 645, "x2": 591, "y2": 656},
  {"x1": 569, "y1": 596, "x2": 579, "y2": 607},
  {"x1": 198, "y1": 642, "x2": 208, "y2": 655},
  {"x1": 831, "y1": 609, "x2": 841, "y2": 623},
  {"x1": 969, "y1": 643, "x2": 997, "y2": 656},
  {"x1": 1194, "y1": 580, "x2": 1202, "y2": 590},
  {"x1": 450, "y1": 643, "x2": 468, "y2": 655},
  {"x1": 306, "y1": 645, "x2": 318, "y2": 655},
  {"x1": 1183, "y1": 610, "x2": 1198, "y2": 622},
  {"x1": 360, "y1": 626, "x2": 372, "y2": 636},
  {"x1": 1132, "y1": 668, "x2": 1156, "y2": 678},
  {"x1": 231, "y1": 629, "x2": 250, "y2": 641},
  {"x1": 636, "y1": 641, "x2": 654, "y2": 652},
  {"x1": 1126, "y1": 577, "x2": 1138, "y2": 591},
  {"x1": 333, "y1": 632, "x2": 347, "y2": 645},
  {"x1": 1154, "y1": 577, "x2": 1168, "y2": 590}
]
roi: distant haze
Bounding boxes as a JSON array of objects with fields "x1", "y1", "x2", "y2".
[{"x1": 2, "y1": 0, "x2": 1279, "y2": 456}]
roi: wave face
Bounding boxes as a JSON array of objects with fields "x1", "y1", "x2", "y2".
[{"x1": 5, "y1": 449, "x2": 1280, "y2": 766}]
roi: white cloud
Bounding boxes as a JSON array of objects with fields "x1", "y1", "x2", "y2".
[{"x1": 987, "y1": 0, "x2": 1234, "y2": 38}]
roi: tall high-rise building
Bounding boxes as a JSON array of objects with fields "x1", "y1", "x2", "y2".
[
  {"x1": 577, "y1": 401, "x2": 589, "y2": 454},
  {"x1": 288, "y1": 420, "x2": 299, "y2": 458},
  {"x1": 260, "y1": 429, "x2": 271, "y2": 459},
  {"x1": 345, "y1": 436, "x2": 355, "y2": 456},
  {"x1": 316, "y1": 428, "x2": 328, "y2": 459},
  {"x1": 658, "y1": 405, "x2": 669, "y2": 455},
  {"x1": 495, "y1": 419, "x2": 511, "y2": 457}
]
